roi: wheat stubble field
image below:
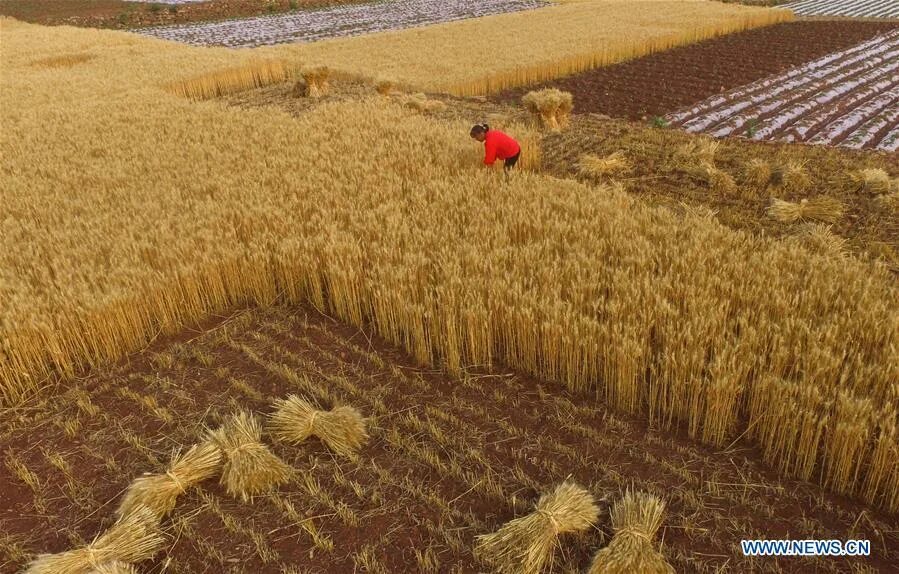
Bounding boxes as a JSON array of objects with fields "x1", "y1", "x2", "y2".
[{"x1": 1, "y1": 0, "x2": 898, "y2": 572}]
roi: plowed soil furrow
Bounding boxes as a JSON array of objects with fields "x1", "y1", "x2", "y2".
[
  {"x1": 492, "y1": 21, "x2": 899, "y2": 121},
  {"x1": 876, "y1": 124, "x2": 899, "y2": 151},
  {"x1": 807, "y1": 89, "x2": 898, "y2": 146},
  {"x1": 677, "y1": 32, "x2": 899, "y2": 133},
  {"x1": 785, "y1": 0, "x2": 899, "y2": 18},
  {"x1": 837, "y1": 101, "x2": 899, "y2": 149}
]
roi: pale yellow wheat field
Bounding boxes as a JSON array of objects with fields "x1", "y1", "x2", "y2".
[
  {"x1": 273, "y1": 0, "x2": 793, "y2": 95},
  {"x1": 1, "y1": 19, "x2": 897, "y2": 512}
]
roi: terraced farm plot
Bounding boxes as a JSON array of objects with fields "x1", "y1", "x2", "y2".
[
  {"x1": 2, "y1": 304, "x2": 897, "y2": 573},
  {"x1": 666, "y1": 29, "x2": 899, "y2": 151},
  {"x1": 784, "y1": 0, "x2": 899, "y2": 18},
  {"x1": 137, "y1": 0, "x2": 548, "y2": 47},
  {"x1": 493, "y1": 20, "x2": 898, "y2": 120}
]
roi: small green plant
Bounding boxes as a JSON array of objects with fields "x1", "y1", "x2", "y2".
[
  {"x1": 289, "y1": 0, "x2": 299, "y2": 9},
  {"x1": 148, "y1": 4, "x2": 163, "y2": 14},
  {"x1": 168, "y1": 5, "x2": 179, "y2": 14},
  {"x1": 267, "y1": 2, "x2": 278, "y2": 13},
  {"x1": 745, "y1": 118, "x2": 760, "y2": 137},
  {"x1": 651, "y1": 116, "x2": 668, "y2": 128}
]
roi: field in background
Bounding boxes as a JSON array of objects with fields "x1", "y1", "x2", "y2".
[
  {"x1": 2, "y1": 304, "x2": 896, "y2": 573},
  {"x1": 279, "y1": 0, "x2": 792, "y2": 95},
  {"x1": 494, "y1": 20, "x2": 899, "y2": 120},
  {"x1": 667, "y1": 29, "x2": 899, "y2": 151},
  {"x1": 783, "y1": 0, "x2": 899, "y2": 18}
]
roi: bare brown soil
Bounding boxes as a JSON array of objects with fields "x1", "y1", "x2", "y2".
[
  {"x1": 2, "y1": 303, "x2": 897, "y2": 573},
  {"x1": 0, "y1": 0, "x2": 363, "y2": 30},
  {"x1": 493, "y1": 20, "x2": 899, "y2": 121}
]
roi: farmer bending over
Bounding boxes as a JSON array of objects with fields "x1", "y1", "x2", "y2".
[{"x1": 470, "y1": 123, "x2": 521, "y2": 170}]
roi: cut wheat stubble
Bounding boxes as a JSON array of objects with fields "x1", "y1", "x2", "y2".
[
  {"x1": 268, "y1": 394, "x2": 368, "y2": 457},
  {"x1": 207, "y1": 411, "x2": 292, "y2": 502}
]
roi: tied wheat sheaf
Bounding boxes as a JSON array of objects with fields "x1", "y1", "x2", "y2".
[
  {"x1": 24, "y1": 506, "x2": 163, "y2": 574},
  {"x1": 268, "y1": 395, "x2": 369, "y2": 457},
  {"x1": 767, "y1": 197, "x2": 845, "y2": 224},
  {"x1": 3, "y1": 19, "x2": 898, "y2": 512},
  {"x1": 522, "y1": 88, "x2": 573, "y2": 131},
  {"x1": 87, "y1": 562, "x2": 137, "y2": 574},
  {"x1": 578, "y1": 152, "x2": 631, "y2": 179},
  {"x1": 207, "y1": 412, "x2": 292, "y2": 501},
  {"x1": 475, "y1": 482, "x2": 599, "y2": 573},
  {"x1": 588, "y1": 490, "x2": 674, "y2": 574},
  {"x1": 116, "y1": 441, "x2": 222, "y2": 519}
]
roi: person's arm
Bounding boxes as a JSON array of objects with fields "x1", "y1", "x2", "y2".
[{"x1": 483, "y1": 137, "x2": 497, "y2": 166}]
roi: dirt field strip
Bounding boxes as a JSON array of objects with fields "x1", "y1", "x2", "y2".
[
  {"x1": 784, "y1": 0, "x2": 899, "y2": 18},
  {"x1": 136, "y1": 0, "x2": 547, "y2": 47},
  {"x1": 666, "y1": 29, "x2": 899, "y2": 150}
]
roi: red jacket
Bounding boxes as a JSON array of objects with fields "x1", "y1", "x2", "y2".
[{"x1": 483, "y1": 130, "x2": 521, "y2": 165}]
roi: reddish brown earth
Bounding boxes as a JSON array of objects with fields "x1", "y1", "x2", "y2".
[
  {"x1": 494, "y1": 20, "x2": 899, "y2": 121},
  {"x1": 1, "y1": 304, "x2": 897, "y2": 573},
  {"x1": 0, "y1": 0, "x2": 362, "y2": 29}
]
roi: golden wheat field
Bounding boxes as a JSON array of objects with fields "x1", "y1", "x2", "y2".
[
  {"x1": 279, "y1": 0, "x2": 792, "y2": 95},
  {"x1": 1, "y1": 2, "x2": 898, "y2": 572}
]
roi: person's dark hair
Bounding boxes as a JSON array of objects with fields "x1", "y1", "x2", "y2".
[{"x1": 469, "y1": 123, "x2": 490, "y2": 137}]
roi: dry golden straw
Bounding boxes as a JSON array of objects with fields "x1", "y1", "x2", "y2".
[
  {"x1": 207, "y1": 412, "x2": 291, "y2": 501},
  {"x1": 767, "y1": 197, "x2": 845, "y2": 224},
  {"x1": 852, "y1": 168, "x2": 891, "y2": 194},
  {"x1": 578, "y1": 152, "x2": 630, "y2": 179},
  {"x1": 116, "y1": 441, "x2": 222, "y2": 519},
  {"x1": 588, "y1": 490, "x2": 674, "y2": 574},
  {"x1": 24, "y1": 506, "x2": 163, "y2": 574},
  {"x1": 402, "y1": 93, "x2": 447, "y2": 114},
  {"x1": 375, "y1": 77, "x2": 397, "y2": 95},
  {"x1": 697, "y1": 162, "x2": 736, "y2": 195},
  {"x1": 772, "y1": 161, "x2": 810, "y2": 193},
  {"x1": 792, "y1": 224, "x2": 846, "y2": 257},
  {"x1": 475, "y1": 481, "x2": 599, "y2": 574},
  {"x1": 165, "y1": 59, "x2": 290, "y2": 100},
  {"x1": 269, "y1": 395, "x2": 368, "y2": 457},
  {"x1": 522, "y1": 88, "x2": 573, "y2": 131},
  {"x1": 744, "y1": 158, "x2": 772, "y2": 187},
  {"x1": 301, "y1": 66, "x2": 331, "y2": 98},
  {"x1": 87, "y1": 562, "x2": 137, "y2": 574}
]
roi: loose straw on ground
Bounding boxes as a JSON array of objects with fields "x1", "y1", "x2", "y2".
[
  {"x1": 588, "y1": 490, "x2": 675, "y2": 574},
  {"x1": 87, "y1": 562, "x2": 137, "y2": 574},
  {"x1": 578, "y1": 152, "x2": 630, "y2": 179},
  {"x1": 117, "y1": 441, "x2": 221, "y2": 519},
  {"x1": 207, "y1": 411, "x2": 291, "y2": 501},
  {"x1": 475, "y1": 481, "x2": 599, "y2": 574},
  {"x1": 852, "y1": 168, "x2": 891, "y2": 194},
  {"x1": 268, "y1": 394, "x2": 368, "y2": 457},
  {"x1": 24, "y1": 506, "x2": 163, "y2": 574}
]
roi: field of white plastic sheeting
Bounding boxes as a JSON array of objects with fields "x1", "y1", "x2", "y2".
[
  {"x1": 136, "y1": 0, "x2": 547, "y2": 48},
  {"x1": 783, "y1": 0, "x2": 899, "y2": 19},
  {"x1": 666, "y1": 29, "x2": 899, "y2": 152}
]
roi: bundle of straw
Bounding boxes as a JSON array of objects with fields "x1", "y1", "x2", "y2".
[
  {"x1": 25, "y1": 506, "x2": 163, "y2": 574},
  {"x1": 207, "y1": 412, "x2": 291, "y2": 501},
  {"x1": 87, "y1": 562, "x2": 137, "y2": 574},
  {"x1": 578, "y1": 152, "x2": 630, "y2": 179},
  {"x1": 268, "y1": 395, "x2": 368, "y2": 457},
  {"x1": 117, "y1": 441, "x2": 221, "y2": 519},
  {"x1": 773, "y1": 161, "x2": 810, "y2": 193},
  {"x1": 475, "y1": 481, "x2": 599, "y2": 574},
  {"x1": 793, "y1": 224, "x2": 846, "y2": 257},
  {"x1": 522, "y1": 89, "x2": 574, "y2": 132},
  {"x1": 301, "y1": 66, "x2": 330, "y2": 98},
  {"x1": 852, "y1": 168, "x2": 891, "y2": 194},
  {"x1": 675, "y1": 138, "x2": 719, "y2": 166},
  {"x1": 743, "y1": 158, "x2": 772, "y2": 188},
  {"x1": 698, "y1": 162, "x2": 736, "y2": 195},
  {"x1": 374, "y1": 77, "x2": 397, "y2": 95},
  {"x1": 588, "y1": 490, "x2": 674, "y2": 574},
  {"x1": 403, "y1": 93, "x2": 447, "y2": 114},
  {"x1": 877, "y1": 191, "x2": 899, "y2": 214},
  {"x1": 767, "y1": 197, "x2": 844, "y2": 224}
]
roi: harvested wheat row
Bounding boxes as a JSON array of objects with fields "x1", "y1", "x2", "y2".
[
  {"x1": 522, "y1": 88, "x2": 573, "y2": 131},
  {"x1": 117, "y1": 441, "x2": 221, "y2": 519},
  {"x1": 475, "y1": 481, "x2": 598, "y2": 574},
  {"x1": 588, "y1": 490, "x2": 674, "y2": 574},
  {"x1": 24, "y1": 506, "x2": 163, "y2": 574},
  {"x1": 578, "y1": 152, "x2": 630, "y2": 179},
  {"x1": 268, "y1": 395, "x2": 368, "y2": 457},
  {"x1": 207, "y1": 412, "x2": 291, "y2": 501}
]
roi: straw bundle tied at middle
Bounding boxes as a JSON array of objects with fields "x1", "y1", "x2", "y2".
[
  {"x1": 24, "y1": 505, "x2": 163, "y2": 574},
  {"x1": 87, "y1": 562, "x2": 138, "y2": 574},
  {"x1": 475, "y1": 481, "x2": 599, "y2": 574},
  {"x1": 268, "y1": 394, "x2": 368, "y2": 457},
  {"x1": 116, "y1": 441, "x2": 221, "y2": 519},
  {"x1": 207, "y1": 411, "x2": 292, "y2": 501},
  {"x1": 588, "y1": 490, "x2": 675, "y2": 574}
]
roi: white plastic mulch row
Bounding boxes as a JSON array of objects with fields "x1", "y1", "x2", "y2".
[
  {"x1": 125, "y1": 0, "x2": 205, "y2": 4},
  {"x1": 666, "y1": 30, "x2": 899, "y2": 152},
  {"x1": 783, "y1": 0, "x2": 899, "y2": 18},
  {"x1": 135, "y1": 0, "x2": 548, "y2": 48}
]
